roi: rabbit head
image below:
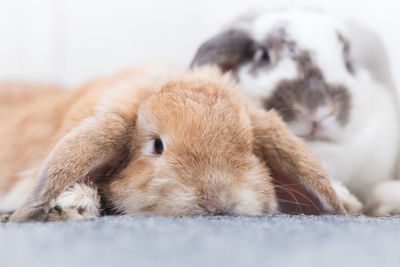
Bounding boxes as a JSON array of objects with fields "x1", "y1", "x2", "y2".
[{"x1": 192, "y1": 9, "x2": 358, "y2": 142}]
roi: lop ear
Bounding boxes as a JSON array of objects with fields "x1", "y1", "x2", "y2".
[
  {"x1": 344, "y1": 21, "x2": 395, "y2": 89},
  {"x1": 191, "y1": 30, "x2": 254, "y2": 72},
  {"x1": 251, "y1": 109, "x2": 346, "y2": 215},
  {"x1": 9, "y1": 113, "x2": 134, "y2": 222}
]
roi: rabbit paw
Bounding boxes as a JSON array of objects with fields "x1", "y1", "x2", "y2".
[
  {"x1": 0, "y1": 212, "x2": 11, "y2": 223},
  {"x1": 47, "y1": 183, "x2": 101, "y2": 221},
  {"x1": 365, "y1": 180, "x2": 400, "y2": 216},
  {"x1": 331, "y1": 180, "x2": 363, "y2": 215}
]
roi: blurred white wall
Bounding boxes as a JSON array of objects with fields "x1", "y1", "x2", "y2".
[{"x1": 0, "y1": 0, "x2": 399, "y2": 88}]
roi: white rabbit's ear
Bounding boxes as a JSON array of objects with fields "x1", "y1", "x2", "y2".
[
  {"x1": 9, "y1": 114, "x2": 134, "y2": 222},
  {"x1": 251, "y1": 109, "x2": 346, "y2": 215},
  {"x1": 343, "y1": 21, "x2": 395, "y2": 89},
  {"x1": 191, "y1": 30, "x2": 254, "y2": 72}
]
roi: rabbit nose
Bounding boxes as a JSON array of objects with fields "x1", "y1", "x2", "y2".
[
  {"x1": 309, "y1": 120, "x2": 320, "y2": 137},
  {"x1": 200, "y1": 192, "x2": 235, "y2": 215},
  {"x1": 305, "y1": 106, "x2": 333, "y2": 136},
  {"x1": 309, "y1": 106, "x2": 333, "y2": 122},
  {"x1": 205, "y1": 205, "x2": 233, "y2": 216}
]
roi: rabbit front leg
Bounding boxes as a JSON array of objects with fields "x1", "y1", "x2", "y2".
[
  {"x1": 365, "y1": 180, "x2": 400, "y2": 216},
  {"x1": 331, "y1": 180, "x2": 363, "y2": 215},
  {"x1": 47, "y1": 182, "x2": 101, "y2": 221},
  {"x1": 9, "y1": 113, "x2": 132, "y2": 222}
]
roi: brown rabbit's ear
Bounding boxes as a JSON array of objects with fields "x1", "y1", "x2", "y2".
[
  {"x1": 9, "y1": 113, "x2": 134, "y2": 222},
  {"x1": 191, "y1": 30, "x2": 254, "y2": 72},
  {"x1": 250, "y1": 109, "x2": 346, "y2": 215}
]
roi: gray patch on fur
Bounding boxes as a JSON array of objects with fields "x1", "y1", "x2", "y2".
[
  {"x1": 266, "y1": 67, "x2": 351, "y2": 126},
  {"x1": 265, "y1": 46, "x2": 351, "y2": 126},
  {"x1": 337, "y1": 32, "x2": 355, "y2": 75},
  {"x1": 247, "y1": 28, "x2": 289, "y2": 76},
  {"x1": 191, "y1": 27, "x2": 352, "y2": 128},
  {"x1": 191, "y1": 30, "x2": 255, "y2": 72}
]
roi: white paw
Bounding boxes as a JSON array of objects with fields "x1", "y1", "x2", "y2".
[
  {"x1": 331, "y1": 180, "x2": 363, "y2": 215},
  {"x1": 48, "y1": 183, "x2": 101, "y2": 221},
  {"x1": 365, "y1": 180, "x2": 400, "y2": 216}
]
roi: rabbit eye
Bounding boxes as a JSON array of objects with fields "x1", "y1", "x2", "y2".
[
  {"x1": 153, "y1": 138, "x2": 164, "y2": 155},
  {"x1": 254, "y1": 47, "x2": 270, "y2": 64}
]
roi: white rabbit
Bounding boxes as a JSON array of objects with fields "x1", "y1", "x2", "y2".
[{"x1": 192, "y1": 8, "x2": 400, "y2": 215}]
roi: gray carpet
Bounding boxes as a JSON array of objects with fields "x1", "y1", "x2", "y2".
[{"x1": 1, "y1": 215, "x2": 400, "y2": 267}]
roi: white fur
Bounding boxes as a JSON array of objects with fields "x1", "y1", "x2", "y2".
[
  {"x1": 117, "y1": 176, "x2": 200, "y2": 216},
  {"x1": 234, "y1": 188, "x2": 267, "y2": 215},
  {"x1": 234, "y1": 167, "x2": 278, "y2": 214},
  {"x1": 232, "y1": 8, "x2": 400, "y2": 215},
  {"x1": 331, "y1": 180, "x2": 362, "y2": 215},
  {"x1": 237, "y1": 9, "x2": 357, "y2": 102},
  {"x1": 288, "y1": 105, "x2": 344, "y2": 141},
  {"x1": 306, "y1": 78, "x2": 399, "y2": 201},
  {"x1": 365, "y1": 180, "x2": 400, "y2": 216},
  {"x1": 49, "y1": 183, "x2": 101, "y2": 220},
  {"x1": 238, "y1": 57, "x2": 298, "y2": 108},
  {"x1": 251, "y1": 9, "x2": 353, "y2": 85}
]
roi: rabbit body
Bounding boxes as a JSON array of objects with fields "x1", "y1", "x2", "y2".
[
  {"x1": 1, "y1": 67, "x2": 345, "y2": 222},
  {"x1": 192, "y1": 9, "x2": 400, "y2": 215}
]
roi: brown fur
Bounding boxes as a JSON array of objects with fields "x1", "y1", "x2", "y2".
[
  {"x1": 251, "y1": 109, "x2": 345, "y2": 213},
  {"x1": 0, "y1": 67, "x2": 345, "y2": 222}
]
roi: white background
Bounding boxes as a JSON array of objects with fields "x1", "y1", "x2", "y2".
[{"x1": 0, "y1": 0, "x2": 398, "y2": 88}]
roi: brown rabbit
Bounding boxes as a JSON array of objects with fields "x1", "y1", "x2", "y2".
[{"x1": 0, "y1": 67, "x2": 345, "y2": 222}]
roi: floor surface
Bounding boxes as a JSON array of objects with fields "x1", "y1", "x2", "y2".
[{"x1": 1, "y1": 215, "x2": 400, "y2": 267}]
